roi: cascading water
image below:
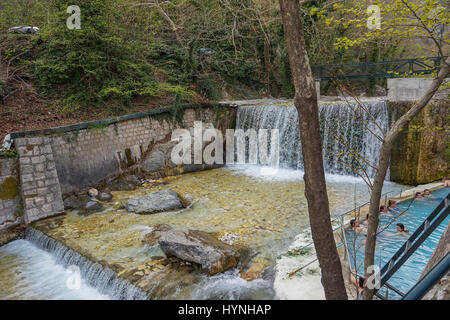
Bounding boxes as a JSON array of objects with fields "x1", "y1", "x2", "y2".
[
  {"x1": 235, "y1": 100, "x2": 389, "y2": 178},
  {"x1": 23, "y1": 228, "x2": 148, "y2": 300},
  {"x1": 0, "y1": 239, "x2": 110, "y2": 300}
]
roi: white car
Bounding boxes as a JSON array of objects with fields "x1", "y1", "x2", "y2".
[{"x1": 8, "y1": 26, "x2": 40, "y2": 34}]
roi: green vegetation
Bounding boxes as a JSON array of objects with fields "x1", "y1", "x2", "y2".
[
  {"x1": 0, "y1": 149, "x2": 18, "y2": 159},
  {"x1": 0, "y1": 0, "x2": 433, "y2": 113}
]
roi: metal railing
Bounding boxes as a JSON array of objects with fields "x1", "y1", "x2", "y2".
[
  {"x1": 402, "y1": 252, "x2": 450, "y2": 300},
  {"x1": 374, "y1": 192, "x2": 450, "y2": 299},
  {"x1": 287, "y1": 188, "x2": 403, "y2": 278},
  {"x1": 312, "y1": 56, "x2": 448, "y2": 81}
]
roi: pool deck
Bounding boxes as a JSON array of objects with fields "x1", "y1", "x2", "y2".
[{"x1": 399, "y1": 182, "x2": 445, "y2": 198}]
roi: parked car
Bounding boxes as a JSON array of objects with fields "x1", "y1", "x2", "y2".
[
  {"x1": 8, "y1": 26, "x2": 40, "y2": 34},
  {"x1": 199, "y1": 48, "x2": 214, "y2": 55}
]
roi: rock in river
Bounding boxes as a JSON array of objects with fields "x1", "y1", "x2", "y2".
[
  {"x1": 126, "y1": 189, "x2": 183, "y2": 214},
  {"x1": 84, "y1": 200, "x2": 104, "y2": 214},
  {"x1": 88, "y1": 188, "x2": 99, "y2": 198},
  {"x1": 158, "y1": 229, "x2": 241, "y2": 275},
  {"x1": 98, "y1": 191, "x2": 113, "y2": 202}
]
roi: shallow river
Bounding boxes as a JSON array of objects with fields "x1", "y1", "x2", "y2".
[{"x1": 0, "y1": 166, "x2": 405, "y2": 300}]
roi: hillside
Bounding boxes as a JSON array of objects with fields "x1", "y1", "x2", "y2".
[{"x1": 0, "y1": 0, "x2": 443, "y2": 141}]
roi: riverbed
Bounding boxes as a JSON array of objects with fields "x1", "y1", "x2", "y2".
[{"x1": 0, "y1": 166, "x2": 405, "y2": 300}]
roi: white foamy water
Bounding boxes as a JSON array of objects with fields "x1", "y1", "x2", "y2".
[
  {"x1": 191, "y1": 269, "x2": 274, "y2": 300},
  {"x1": 226, "y1": 164, "x2": 404, "y2": 213},
  {"x1": 227, "y1": 164, "x2": 391, "y2": 185},
  {"x1": 274, "y1": 231, "x2": 325, "y2": 300},
  {"x1": 0, "y1": 240, "x2": 110, "y2": 300},
  {"x1": 235, "y1": 101, "x2": 389, "y2": 178}
]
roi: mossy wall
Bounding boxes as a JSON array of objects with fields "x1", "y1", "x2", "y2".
[
  {"x1": 12, "y1": 105, "x2": 236, "y2": 194},
  {"x1": 0, "y1": 177, "x2": 19, "y2": 200},
  {"x1": 0, "y1": 157, "x2": 22, "y2": 230},
  {"x1": 389, "y1": 100, "x2": 449, "y2": 185}
]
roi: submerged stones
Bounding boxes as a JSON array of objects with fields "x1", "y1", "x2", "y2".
[
  {"x1": 98, "y1": 191, "x2": 113, "y2": 202},
  {"x1": 63, "y1": 188, "x2": 112, "y2": 215},
  {"x1": 88, "y1": 188, "x2": 99, "y2": 198},
  {"x1": 158, "y1": 229, "x2": 241, "y2": 275},
  {"x1": 109, "y1": 175, "x2": 142, "y2": 191},
  {"x1": 84, "y1": 200, "x2": 104, "y2": 214},
  {"x1": 126, "y1": 189, "x2": 184, "y2": 214}
]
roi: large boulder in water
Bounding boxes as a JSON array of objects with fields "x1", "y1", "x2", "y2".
[
  {"x1": 158, "y1": 229, "x2": 241, "y2": 275},
  {"x1": 84, "y1": 200, "x2": 104, "y2": 215},
  {"x1": 126, "y1": 189, "x2": 183, "y2": 214}
]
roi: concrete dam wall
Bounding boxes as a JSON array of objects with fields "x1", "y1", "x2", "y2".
[{"x1": 0, "y1": 104, "x2": 236, "y2": 228}]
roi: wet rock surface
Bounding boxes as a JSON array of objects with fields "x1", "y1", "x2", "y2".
[
  {"x1": 26, "y1": 168, "x2": 363, "y2": 299},
  {"x1": 84, "y1": 200, "x2": 104, "y2": 215},
  {"x1": 142, "y1": 224, "x2": 173, "y2": 246},
  {"x1": 126, "y1": 189, "x2": 183, "y2": 214},
  {"x1": 142, "y1": 142, "x2": 177, "y2": 172},
  {"x1": 158, "y1": 229, "x2": 241, "y2": 275},
  {"x1": 0, "y1": 226, "x2": 24, "y2": 247},
  {"x1": 98, "y1": 191, "x2": 113, "y2": 202},
  {"x1": 63, "y1": 193, "x2": 90, "y2": 210},
  {"x1": 240, "y1": 256, "x2": 271, "y2": 281},
  {"x1": 109, "y1": 175, "x2": 142, "y2": 191}
]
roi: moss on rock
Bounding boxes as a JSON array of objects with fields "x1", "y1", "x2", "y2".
[
  {"x1": 0, "y1": 177, "x2": 19, "y2": 200},
  {"x1": 389, "y1": 100, "x2": 450, "y2": 185}
]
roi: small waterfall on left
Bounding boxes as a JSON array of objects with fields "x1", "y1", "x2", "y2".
[
  {"x1": 22, "y1": 228, "x2": 148, "y2": 300},
  {"x1": 0, "y1": 228, "x2": 147, "y2": 300}
]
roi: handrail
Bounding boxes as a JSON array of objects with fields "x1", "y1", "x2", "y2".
[
  {"x1": 8, "y1": 102, "x2": 234, "y2": 139},
  {"x1": 378, "y1": 200, "x2": 450, "y2": 291},
  {"x1": 384, "y1": 282, "x2": 406, "y2": 297},
  {"x1": 286, "y1": 188, "x2": 402, "y2": 278},
  {"x1": 312, "y1": 56, "x2": 448, "y2": 80},
  {"x1": 378, "y1": 192, "x2": 450, "y2": 282},
  {"x1": 402, "y1": 252, "x2": 450, "y2": 300}
]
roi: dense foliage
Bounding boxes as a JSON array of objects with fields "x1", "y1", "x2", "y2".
[{"x1": 0, "y1": 0, "x2": 433, "y2": 112}]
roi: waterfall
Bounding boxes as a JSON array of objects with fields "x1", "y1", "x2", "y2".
[
  {"x1": 235, "y1": 100, "x2": 389, "y2": 178},
  {"x1": 24, "y1": 228, "x2": 148, "y2": 300}
]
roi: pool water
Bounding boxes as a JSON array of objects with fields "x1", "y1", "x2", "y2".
[{"x1": 346, "y1": 187, "x2": 450, "y2": 299}]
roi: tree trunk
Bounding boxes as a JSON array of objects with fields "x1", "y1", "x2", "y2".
[
  {"x1": 363, "y1": 56, "x2": 450, "y2": 300},
  {"x1": 264, "y1": 36, "x2": 272, "y2": 96},
  {"x1": 279, "y1": 0, "x2": 348, "y2": 300}
]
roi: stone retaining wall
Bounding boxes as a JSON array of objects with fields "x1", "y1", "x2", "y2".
[
  {"x1": 389, "y1": 100, "x2": 449, "y2": 185},
  {"x1": 48, "y1": 106, "x2": 234, "y2": 193},
  {"x1": 8, "y1": 104, "x2": 236, "y2": 225},
  {"x1": 15, "y1": 137, "x2": 64, "y2": 224},
  {"x1": 387, "y1": 78, "x2": 449, "y2": 102}
]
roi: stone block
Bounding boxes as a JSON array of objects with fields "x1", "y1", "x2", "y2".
[
  {"x1": 21, "y1": 174, "x2": 34, "y2": 183},
  {"x1": 31, "y1": 156, "x2": 46, "y2": 164}
]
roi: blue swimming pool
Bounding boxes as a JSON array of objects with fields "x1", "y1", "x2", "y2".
[{"x1": 346, "y1": 187, "x2": 450, "y2": 299}]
